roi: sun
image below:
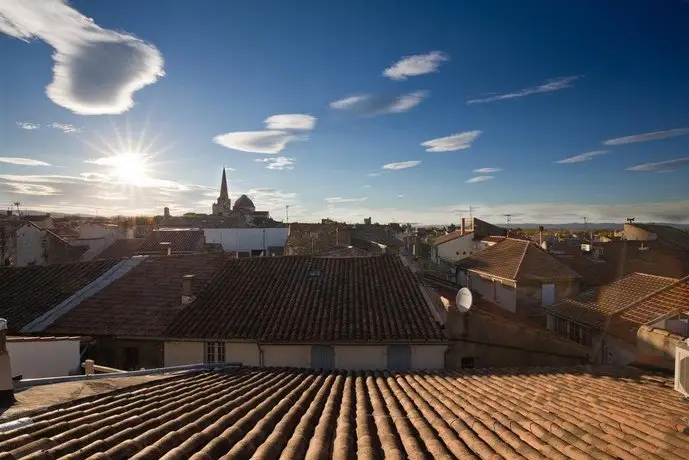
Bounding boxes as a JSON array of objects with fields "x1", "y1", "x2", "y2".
[{"x1": 108, "y1": 152, "x2": 150, "y2": 184}]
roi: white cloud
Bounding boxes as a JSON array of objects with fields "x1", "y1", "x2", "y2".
[
  {"x1": 80, "y1": 172, "x2": 110, "y2": 182},
  {"x1": 329, "y1": 91, "x2": 428, "y2": 116},
  {"x1": 382, "y1": 161, "x2": 421, "y2": 170},
  {"x1": 603, "y1": 128, "x2": 689, "y2": 146},
  {"x1": 363, "y1": 185, "x2": 371, "y2": 188},
  {"x1": 626, "y1": 157, "x2": 689, "y2": 172},
  {"x1": 254, "y1": 156, "x2": 296, "y2": 170},
  {"x1": 467, "y1": 76, "x2": 580, "y2": 105},
  {"x1": 263, "y1": 114, "x2": 315, "y2": 131},
  {"x1": 422, "y1": 131, "x2": 482, "y2": 152},
  {"x1": 329, "y1": 95, "x2": 369, "y2": 109},
  {"x1": 16, "y1": 121, "x2": 40, "y2": 130},
  {"x1": 397, "y1": 194, "x2": 404, "y2": 198},
  {"x1": 556, "y1": 150, "x2": 609, "y2": 164},
  {"x1": 466, "y1": 176, "x2": 494, "y2": 183},
  {"x1": 0, "y1": 0, "x2": 164, "y2": 115},
  {"x1": 368, "y1": 173, "x2": 381, "y2": 177},
  {"x1": 0, "y1": 174, "x2": 79, "y2": 184},
  {"x1": 0, "y1": 157, "x2": 51, "y2": 166},
  {"x1": 325, "y1": 197, "x2": 368, "y2": 203},
  {"x1": 213, "y1": 131, "x2": 301, "y2": 154},
  {"x1": 383, "y1": 51, "x2": 449, "y2": 80},
  {"x1": 50, "y1": 122, "x2": 80, "y2": 133},
  {"x1": 473, "y1": 167, "x2": 503, "y2": 173},
  {"x1": 1, "y1": 182, "x2": 60, "y2": 196}
]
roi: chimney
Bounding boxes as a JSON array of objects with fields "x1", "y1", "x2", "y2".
[
  {"x1": 181, "y1": 274, "x2": 195, "y2": 305},
  {"x1": 0, "y1": 319, "x2": 14, "y2": 407},
  {"x1": 164, "y1": 207, "x2": 170, "y2": 219},
  {"x1": 539, "y1": 226, "x2": 544, "y2": 246},
  {"x1": 460, "y1": 218, "x2": 466, "y2": 236},
  {"x1": 160, "y1": 242, "x2": 172, "y2": 256}
]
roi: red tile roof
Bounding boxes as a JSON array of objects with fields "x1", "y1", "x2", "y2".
[
  {"x1": 0, "y1": 260, "x2": 118, "y2": 333},
  {"x1": 431, "y1": 230, "x2": 471, "y2": 245},
  {"x1": 285, "y1": 223, "x2": 352, "y2": 255},
  {"x1": 47, "y1": 254, "x2": 230, "y2": 337},
  {"x1": 0, "y1": 366, "x2": 686, "y2": 458},
  {"x1": 137, "y1": 230, "x2": 205, "y2": 254},
  {"x1": 95, "y1": 238, "x2": 143, "y2": 259},
  {"x1": 316, "y1": 245, "x2": 373, "y2": 258},
  {"x1": 166, "y1": 255, "x2": 444, "y2": 342},
  {"x1": 456, "y1": 238, "x2": 582, "y2": 281},
  {"x1": 544, "y1": 273, "x2": 678, "y2": 329},
  {"x1": 619, "y1": 275, "x2": 689, "y2": 326},
  {"x1": 630, "y1": 223, "x2": 689, "y2": 249}
]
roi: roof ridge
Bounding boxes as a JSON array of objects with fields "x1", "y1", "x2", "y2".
[
  {"x1": 630, "y1": 272, "x2": 681, "y2": 282},
  {"x1": 608, "y1": 273, "x2": 688, "y2": 318},
  {"x1": 513, "y1": 239, "x2": 530, "y2": 280}
]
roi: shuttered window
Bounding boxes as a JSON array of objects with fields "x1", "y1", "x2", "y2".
[
  {"x1": 310, "y1": 345, "x2": 335, "y2": 369},
  {"x1": 387, "y1": 345, "x2": 412, "y2": 371}
]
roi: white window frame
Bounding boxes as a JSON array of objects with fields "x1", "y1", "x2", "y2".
[{"x1": 204, "y1": 342, "x2": 225, "y2": 364}]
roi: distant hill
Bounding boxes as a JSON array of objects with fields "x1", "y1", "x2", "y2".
[{"x1": 418, "y1": 222, "x2": 689, "y2": 231}]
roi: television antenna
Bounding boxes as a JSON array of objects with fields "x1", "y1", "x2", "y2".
[
  {"x1": 285, "y1": 205, "x2": 291, "y2": 223},
  {"x1": 13, "y1": 201, "x2": 21, "y2": 216},
  {"x1": 455, "y1": 287, "x2": 473, "y2": 313},
  {"x1": 503, "y1": 214, "x2": 512, "y2": 225},
  {"x1": 626, "y1": 217, "x2": 635, "y2": 224}
]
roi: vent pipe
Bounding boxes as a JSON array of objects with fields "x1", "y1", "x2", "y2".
[{"x1": 0, "y1": 319, "x2": 14, "y2": 407}]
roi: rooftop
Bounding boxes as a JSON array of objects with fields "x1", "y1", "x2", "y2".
[
  {"x1": 0, "y1": 365, "x2": 687, "y2": 458},
  {"x1": 544, "y1": 273, "x2": 678, "y2": 329},
  {"x1": 628, "y1": 223, "x2": 689, "y2": 249},
  {"x1": 455, "y1": 238, "x2": 582, "y2": 281},
  {"x1": 0, "y1": 260, "x2": 118, "y2": 333},
  {"x1": 94, "y1": 238, "x2": 144, "y2": 259},
  {"x1": 619, "y1": 275, "x2": 689, "y2": 326},
  {"x1": 166, "y1": 254, "x2": 444, "y2": 342},
  {"x1": 431, "y1": 229, "x2": 472, "y2": 246},
  {"x1": 285, "y1": 223, "x2": 352, "y2": 255},
  {"x1": 137, "y1": 229, "x2": 205, "y2": 254}
]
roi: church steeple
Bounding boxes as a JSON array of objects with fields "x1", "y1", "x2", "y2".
[{"x1": 218, "y1": 166, "x2": 229, "y2": 201}]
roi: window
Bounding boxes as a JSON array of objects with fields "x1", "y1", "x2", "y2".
[
  {"x1": 569, "y1": 323, "x2": 582, "y2": 343},
  {"x1": 387, "y1": 345, "x2": 411, "y2": 371},
  {"x1": 310, "y1": 345, "x2": 335, "y2": 369},
  {"x1": 461, "y1": 357, "x2": 475, "y2": 369},
  {"x1": 555, "y1": 317, "x2": 568, "y2": 336},
  {"x1": 581, "y1": 329, "x2": 593, "y2": 347},
  {"x1": 205, "y1": 342, "x2": 225, "y2": 364}
]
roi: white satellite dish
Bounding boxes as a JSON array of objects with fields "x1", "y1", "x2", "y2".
[{"x1": 455, "y1": 287, "x2": 473, "y2": 313}]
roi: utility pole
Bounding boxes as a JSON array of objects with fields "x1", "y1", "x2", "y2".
[{"x1": 285, "y1": 205, "x2": 291, "y2": 223}]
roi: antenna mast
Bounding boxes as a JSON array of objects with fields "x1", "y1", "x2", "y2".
[{"x1": 285, "y1": 205, "x2": 291, "y2": 223}]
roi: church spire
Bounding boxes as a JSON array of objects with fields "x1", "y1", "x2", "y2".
[{"x1": 219, "y1": 166, "x2": 229, "y2": 201}]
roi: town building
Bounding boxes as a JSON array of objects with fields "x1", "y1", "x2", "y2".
[
  {"x1": 430, "y1": 217, "x2": 507, "y2": 264},
  {"x1": 623, "y1": 222, "x2": 689, "y2": 249}
]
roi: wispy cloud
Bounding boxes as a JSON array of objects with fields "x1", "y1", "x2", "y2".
[
  {"x1": 254, "y1": 156, "x2": 296, "y2": 170},
  {"x1": 626, "y1": 157, "x2": 689, "y2": 172},
  {"x1": 213, "y1": 113, "x2": 314, "y2": 154},
  {"x1": 603, "y1": 127, "x2": 689, "y2": 146},
  {"x1": 0, "y1": 0, "x2": 164, "y2": 115},
  {"x1": 556, "y1": 150, "x2": 608, "y2": 164},
  {"x1": 397, "y1": 194, "x2": 404, "y2": 198},
  {"x1": 329, "y1": 91, "x2": 428, "y2": 116},
  {"x1": 368, "y1": 173, "x2": 381, "y2": 177},
  {"x1": 263, "y1": 114, "x2": 316, "y2": 131},
  {"x1": 382, "y1": 161, "x2": 421, "y2": 170},
  {"x1": 325, "y1": 197, "x2": 368, "y2": 203},
  {"x1": 422, "y1": 131, "x2": 482, "y2": 152},
  {"x1": 0, "y1": 174, "x2": 79, "y2": 184},
  {"x1": 466, "y1": 176, "x2": 494, "y2": 183},
  {"x1": 50, "y1": 122, "x2": 80, "y2": 133},
  {"x1": 363, "y1": 184, "x2": 371, "y2": 188},
  {"x1": 0, "y1": 157, "x2": 51, "y2": 166},
  {"x1": 383, "y1": 51, "x2": 449, "y2": 80},
  {"x1": 467, "y1": 76, "x2": 580, "y2": 105},
  {"x1": 1, "y1": 182, "x2": 60, "y2": 196},
  {"x1": 473, "y1": 167, "x2": 503, "y2": 173},
  {"x1": 16, "y1": 121, "x2": 40, "y2": 130}
]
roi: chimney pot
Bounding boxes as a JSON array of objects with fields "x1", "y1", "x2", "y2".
[
  {"x1": 182, "y1": 274, "x2": 195, "y2": 305},
  {"x1": 0, "y1": 318, "x2": 14, "y2": 407}
]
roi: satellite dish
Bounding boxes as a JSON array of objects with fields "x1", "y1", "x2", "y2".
[{"x1": 455, "y1": 287, "x2": 473, "y2": 313}]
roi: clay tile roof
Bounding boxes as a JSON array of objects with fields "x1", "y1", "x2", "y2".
[
  {"x1": 285, "y1": 223, "x2": 352, "y2": 255},
  {"x1": 95, "y1": 238, "x2": 143, "y2": 259},
  {"x1": 0, "y1": 260, "x2": 118, "y2": 333},
  {"x1": 316, "y1": 245, "x2": 373, "y2": 258},
  {"x1": 166, "y1": 255, "x2": 444, "y2": 342},
  {"x1": 456, "y1": 238, "x2": 581, "y2": 281},
  {"x1": 480, "y1": 235, "x2": 506, "y2": 244},
  {"x1": 619, "y1": 275, "x2": 689, "y2": 326},
  {"x1": 137, "y1": 229, "x2": 205, "y2": 253},
  {"x1": 631, "y1": 223, "x2": 689, "y2": 249},
  {"x1": 545, "y1": 273, "x2": 678, "y2": 329},
  {"x1": 1, "y1": 365, "x2": 686, "y2": 458},
  {"x1": 353, "y1": 226, "x2": 405, "y2": 247},
  {"x1": 47, "y1": 254, "x2": 230, "y2": 337},
  {"x1": 431, "y1": 230, "x2": 470, "y2": 245}
]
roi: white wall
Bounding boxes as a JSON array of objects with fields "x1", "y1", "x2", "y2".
[
  {"x1": 7, "y1": 339, "x2": 81, "y2": 378},
  {"x1": 164, "y1": 341, "x2": 204, "y2": 367},
  {"x1": 263, "y1": 345, "x2": 310, "y2": 367},
  {"x1": 16, "y1": 224, "x2": 45, "y2": 266},
  {"x1": 411, "y1": 345, "x2": 447, "y2": 370},
  {"x1": 464, "y1": 271, "x2": 516, "y2": 314},
  {"x1": 204, "y1": 228, "x2": 288, "y2": 253},
  {"x1": 227, "y1": 342, "x2": 260, "y2": 366},
  {"x1": 495, "y1": 282, "x2": 517, "y2": 313},
  {"x1": 434, "y1": 234, "x2": 483, "y2": 263},
  {"x1": 79, "y1": 223, "x2": 124, "y2": 240},
  {"x1": 335, "y1": 346, "x2": 387, "y2": 369}
]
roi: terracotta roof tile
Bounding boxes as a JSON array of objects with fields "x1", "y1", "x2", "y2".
[
  {"x1": 431, "y1": 230, "x2": 471, "y2": 245},
  {"x1": 0, "y1": 260, "x2": 118, "y2": 333},
  {"x1": 630, "y1": 223, "x2": 689, "y2": 249},
  {"x1": 166, "y1": 255, "x2": 444, "y2": 341},
  {"x1": 544, "y1": 273, "x2": 678, "y2": 329},
  {"x1": 316, "y1": 246, "x2": 373, "y2": 258},
  {"x1": 352, "y1": 226, "x2": 404, "y2": 247},
  {"x1": 137, "y1": 230, "x2": 205, "y2": 254},
  {"x1": 95, "y1": 238, "x2": 143, "y2": 259},
  {"x1": 0, "y1": 366, "x2": 686, "y2": 458},
  {"x1": 619, "y1": 275, "x2": 689, "y2": 326},
  {"x1": 47, "y1": 254, "x2": 230, "y2": 337},
  {"x1": 456, "y1": 238, "x2": 581, "y2": 281},
  {"x1": 285, "y1": 223, "x2": 352, "y2": 255}
]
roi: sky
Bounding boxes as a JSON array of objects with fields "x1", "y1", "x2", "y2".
[{"x1": 1, "y1": 0, "x2": 689, "y2": 225}]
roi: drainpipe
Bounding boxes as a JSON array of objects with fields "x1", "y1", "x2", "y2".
[{"x1": 257, "y1": 340, "x2": 264, "y2": 367}]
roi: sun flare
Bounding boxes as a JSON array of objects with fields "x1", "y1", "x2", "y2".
[{"x1": 110, "y1": 153, "x2": 150, "y2": 183}]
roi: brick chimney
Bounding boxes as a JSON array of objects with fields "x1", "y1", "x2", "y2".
[
  {"x1": 460, "y1": 218, "x2": 466, "y2": 236},
  {"x1": 0, "y1": 319, "x2": 14, "y2": 407},
  {"x1": 182, "y1": 274, "x2": 195, "y2": 305}
]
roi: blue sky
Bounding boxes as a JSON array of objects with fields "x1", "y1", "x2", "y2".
[{"x1": 1, "y1": 0, "x2": 689, "y2": 224}]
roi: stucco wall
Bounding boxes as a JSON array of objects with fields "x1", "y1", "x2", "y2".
[
  {"x1": 7, "y1": 339, "x2": 80, "y2": 378},
  {"x1": 463, "y1": 272, "x2": 517, "y2": 314},
  {"x1": 634, "y1": 325, "x2": 686, "y2": 370},
  {"x1": 263, "y1": 345, "x2": 310, "y2": 367},
  {"x1": 227, "y1": 342, "x2": 260, "y2": 366},
  {"x1": 335, "y1": 346, "x2": 387, "y2": 369},
  {"x1": 164, "y1": 341, "x2": 204, "y2": 367},
  {"x1": 411, "y1": 345, "x2": 447, "y2": 370},
  {"x1": 516, "y1": 280, "x2": 580, "y2": 309},
  {"x1": 435, "y1": 235, "x2": 482, "y2": 262},
  {"x1": 16, "y1": 224, "x2": 44, "y2": 266},
  {"x1": 204, "y1": 228, "x2": 288, "y2": 253}
]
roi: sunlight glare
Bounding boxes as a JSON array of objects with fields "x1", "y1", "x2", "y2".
[{"x1": 110, "y1": 152, "x2": 150, "y2": 184}]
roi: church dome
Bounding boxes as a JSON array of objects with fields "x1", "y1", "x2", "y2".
[{"x1": 233, "y1": 194, "x2": 255, "y2": 212}]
